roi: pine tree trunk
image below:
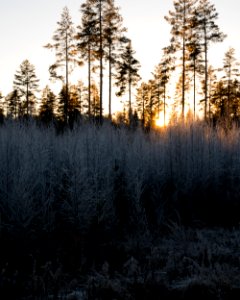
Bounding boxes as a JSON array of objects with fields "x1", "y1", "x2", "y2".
[
  {"x1": 129, "y1": 76, "x2": 132, "y2": 123},
  {"x1": 108, "y1": 44, "x2": 112, "y2": 120},
  {"x1": 204, "y1": 24, "x2": 208, "y2": 121},
  {"x1": 193, "y1": 57, "x2": 196, "y2": 120},
  {"x1": 142, "y1": 92, "x2": 145, "y2": 128},
  {"x1": 65, "y1": 33, "x2": 69, "y2": 125},
  {"x1": 26, "y1": 80, "x2": 29, "y2": 118},
  {"x1": 182, "y1": 1, "x2": 186, "y2": 120},
  {"x1": 164, "y1": 82, "x2": 166, "y2": 126},
  {"x1": 88, "y1": 45, "x2": 91, "y2": 119},
  {"x1": 99, "y1": 0, "x2": 103, "y2": 123}
]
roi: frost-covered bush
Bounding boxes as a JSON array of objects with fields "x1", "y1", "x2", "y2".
[{"x1": 1, "y1": 120, "x2": 240, "y2": 235}]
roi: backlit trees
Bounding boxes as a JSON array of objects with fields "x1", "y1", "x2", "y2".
[
  {"x1": 165, "y1": 0, "x2": 198, "y2": 119},
  {"x1": 115, "y1": 40, "x2": 141, "y2": 122},
  {"x1": 13, "y1": 60, "x2": 39, "y2": 118},
  {"x1": 45, "y1": 7, "x2": 77, "y2": 124},
  {"x1": 196, "y1": 0, "x2": 226, "y2": 119}
]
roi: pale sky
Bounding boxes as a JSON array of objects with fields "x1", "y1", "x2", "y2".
[{"x1": 1, "y1": 0, "x2": 240, "y2": 106}]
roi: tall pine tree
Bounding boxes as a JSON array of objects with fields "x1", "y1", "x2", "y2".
[
  {"x1": 196, "y1": 0, "x2": 226, "y2": 119},
  {"x1": 77, "y1": 0, "x2": 98, "y2": 118},
  {"x1": 103, "y1": 0, "x2": 127, "y2": 119},
  {"x1": 45, "y1": 7, "x2": 76, "y2": 124},
  {"x1": 165, "y1": 0, "x2": 198, "y2": 119}
]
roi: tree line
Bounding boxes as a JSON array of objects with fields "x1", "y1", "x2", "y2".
[{"x1": 0, "y1": 0, "x2": 240, "y2": 127}]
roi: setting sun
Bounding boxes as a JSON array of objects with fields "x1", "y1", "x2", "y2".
[{"x1": 155, "y1": 111, "x2": 170, "y2": 127}]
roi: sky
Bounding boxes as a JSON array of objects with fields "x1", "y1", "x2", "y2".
[{"x1": 1, "y1": 0, "x2": 240, "y2": 112}]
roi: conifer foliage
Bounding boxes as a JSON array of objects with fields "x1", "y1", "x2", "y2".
[
  {"x1": 115, "y1": 40, "x2": 141, "y2": 121},
  {"x1": 13, "y1": 59, "x2": 39, "y2": 118},
  {"x1": 45, "y1": 7, "x2": 77, "y2": 124}
]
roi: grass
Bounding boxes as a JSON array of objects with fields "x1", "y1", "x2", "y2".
[{"x1": 1, "y1": 119, "x2": 240, "y2": 299}]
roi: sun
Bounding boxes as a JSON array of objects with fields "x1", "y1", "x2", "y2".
[{"x1": 155, "y1": 111, "x2": 169, "y2": 127}]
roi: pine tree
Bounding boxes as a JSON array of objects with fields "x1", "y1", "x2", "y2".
[
  {"x1": 201, "y1": 65, "x2": 217, "y2": 119},
  {"x1": 5, "y1": 89, "x2": 21, "y2": 118},
  {"x1": 58, "y1": 85, "x2": 81, "y2": 124},
  {"x1": 103, "y1": 0, "x2": 127, "y2": 120},
  {"x1": 222, "y1": 47, "x2": 239, "y2": 117},
  {"x1": 136, "y1": 81, "x2": 159, "y2": 128},
  {"x1": 165, "y1": 0, "x2": 198, "y2": 119},
  {"x1": 211, "y1": 48, "x2": 240, "y2": 121},
  {"x1": 77, "y1": 0, "x2": 98, "y2": 118},
  {"x1": 68, "y1": 85, "x2": 82, "y2": 126},
  {"x1": 115, "y1": 40, "x2": 141, "y2": 122},
  {"x1": 39, "y1": 86, "x2": 56, "y2": 123},
  {"x1": 0, "y1": 92, "x2": 4, "y2": 122},
  {"x1": 153, "y1": 47, "x2": 174, "y2": 126},
  {"x1": 145, "y1": 80, "x2": 159, "y2": 128},
  {"x1": 91, "y1": 82, "x2": 100, "y2": 118},
  {"x1": 13, "y1": 60, "x2": 39, "y2": 118},
  {"x1": 196, "y1": 0, "x2": 226, "y2": 119},
  {"x1": 76, "y1": 80, "x2": 88, "y2": 116},
  {"x1": 136, "y1": 82, "x2": 149, "y2": 128},
  {"x1": 186, "y1": 11, "x2": 204, "y2": 119},
  {"x1": 45, "y1": 7, "x2": 76, "y2": 124},
  {"x1": 87, "y1": 0, "x2": 108, "y2": 122}
]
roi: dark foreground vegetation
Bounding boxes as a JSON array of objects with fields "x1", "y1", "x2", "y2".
[{"x1": 1, "y1": 120, "x2": 240, "y2": 299}]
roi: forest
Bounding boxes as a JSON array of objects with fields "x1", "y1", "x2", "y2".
[{"x1": 1, "y1": 0, "x2": 240, "y2": 299}]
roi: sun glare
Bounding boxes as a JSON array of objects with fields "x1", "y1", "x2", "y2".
[{"x1": 155, "y1": 112, "x2": 169, "y2": 128}]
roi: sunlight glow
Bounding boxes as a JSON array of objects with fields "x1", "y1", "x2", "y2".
[{"x1": 155, "y1": 111, "x2": 170, "y2": 127}]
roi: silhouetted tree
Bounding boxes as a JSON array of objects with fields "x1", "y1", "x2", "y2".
[
  {"x1": 202, "y1": 65, "x2": 217, "y2": 119},
  {"x1": 153, "y1": 47, "x2": 174, "y2": 125},
  {"x1": 136, "y1": 80, "x2": 159, "y2": 128},
  {"x1": 45, "y1": 7, "x2": 77, "y2": 124},
  {"x1": 39, "y1": 86, "x2": 56, "y2": 123},
  {"x1": 136, "y1": 82, "x2": 149, "y2": 128},
  {"x1": 85, "y1": 0, "x2": 108, "y2": 122},
  {"x1": 5, "y1": 89, "x2": 21, "y2": 118},
  {"x1": 13, "y1": 60, "x2": 39, "y2": 118},
  {"x1": 77, "y1": 0, "x2": 98, "y2": 119},
  {"x1": 221, "y1": 47, "x2": 239, "y2": 117},
  {"x1": 103, "y1": 0, "x2": 127, "y2": 120},
  {"x1": 211, "y1": 49, "x2": 240, "y2": 121},
  {"x1": 76, "y1": 80, "x2": 88, "y2": 116},
  {"x1": 58, "y1": 85, "x2": 81, "y2": 124},
  {"x1": 0, "y1": 92, "x2": 4, "y2": 123},
  {"x1": 165, "y1": 0, "x2": 198, "y2": 119},
  {"x1": 115, "y1": 40, "x2": 141, "y2": 123},
  {"x1": 186, "y1": 12, "x2": 204, "y2": 119},
  {"x1": 91, "y1": 82, "x2": 101, "y2": 118},
  {"x1": 196, "y1": 0, "x2": 226, "y2": 119}
]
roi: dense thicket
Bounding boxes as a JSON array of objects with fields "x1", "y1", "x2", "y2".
[
  {"x1": 1, "y1": 121, "x2": 240, "y2": 236},
  {"x1": 0, "y1": 121, "x2": 240, "y2": 300}
]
